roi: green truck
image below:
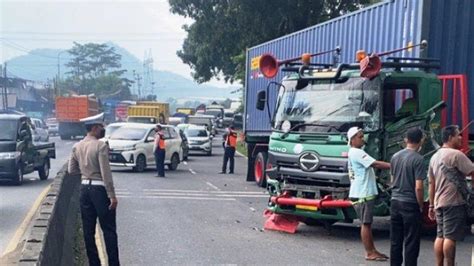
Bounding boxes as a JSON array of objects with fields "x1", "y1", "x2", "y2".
[{"x1": 253, "y1": 50, "x2": 474, "y2": 230}]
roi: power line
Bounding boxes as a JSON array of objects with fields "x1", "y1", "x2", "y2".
[{"x1": 0, "y1": 38, "x2": 59, "y2": 59}]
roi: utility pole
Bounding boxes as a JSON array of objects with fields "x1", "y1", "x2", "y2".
[{"x1": 2, "y1": 63, "x2": 7, "y2": 110}]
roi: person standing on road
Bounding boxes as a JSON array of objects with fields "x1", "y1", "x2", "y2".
[
  {"x1": 347, "y1": 126, "x2": 391, "y2": 262},
  {"x1": 389, "y1": 128, "x2": 426, "y2": 266},
  {"x1": 154, "y1": 124, "x2": 166, "y2": 177},
  {"x1": 428, "y1": 125, "x2": 474, "y2": 266},
  {"x1": 219, "y1": 125, "x2": 237, "y2": 174},
  {"x1": 68, "y1": 113, "x2": 120, "y2": 266}
]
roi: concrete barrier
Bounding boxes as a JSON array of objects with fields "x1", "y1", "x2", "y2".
[{"x1": 19, "y1": 164, "x2": 82, "y2": 265}]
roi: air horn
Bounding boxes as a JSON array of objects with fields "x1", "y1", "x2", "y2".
[
  {"x1": 358, "y1": 40, "x2": 428, "y2": 79},
  {"x1": 259, "y1": 47, "x2": 341, "y2": 78}
]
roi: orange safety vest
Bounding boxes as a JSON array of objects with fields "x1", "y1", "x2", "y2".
[
  {"x1": 226, "y1": 131, "x2": 237, "y2": 148},
  {"x1": 155, "y1": 132, "x2": 166, "y2": 149}
]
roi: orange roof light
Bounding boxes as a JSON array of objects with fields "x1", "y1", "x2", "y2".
[
  {"x1": 301, "y1": 53, "x2": 311, "y2": 65},
  {"x1": 356, "y1": 50, "x2": 367, "y2": 62}
]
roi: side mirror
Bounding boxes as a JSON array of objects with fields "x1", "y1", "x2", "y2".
[
  {"x1": 146, "y1": 137, "x2": 155, "y2": 143},
  {"x1": 256, "y1": 90, "x2": 266, "y2": 111}
]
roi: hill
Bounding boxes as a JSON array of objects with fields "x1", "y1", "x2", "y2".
[{"x1": 5, "y1": 43, "x2": 238, "y2": 101}]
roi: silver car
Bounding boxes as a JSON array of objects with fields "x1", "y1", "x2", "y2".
[
  {"x1": 185, "y1": 125, "x2": 212, "y2": 156},
  {"x1": 31, "y1": 118, "x2": 49, "y2": 142}
]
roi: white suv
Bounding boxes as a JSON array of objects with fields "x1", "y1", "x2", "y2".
[{"x1": 107, "y1": 123, "x2": 183, "y2": 172}]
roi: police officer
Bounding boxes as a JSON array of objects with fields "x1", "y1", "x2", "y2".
[
  {"x1": 154, "y1": 124, "x2": 166, "y2": 177},
  {"x1": 68, "y1": 113, "x2": 120, "y2": 266},
  {"x1": 220, "y1": 125, "x2": 237, "y2": 174}
]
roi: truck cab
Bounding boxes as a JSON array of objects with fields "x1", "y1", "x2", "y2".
[
  {"x1": 0, "y1": 114, "x2": 55, "y2": 185},
  {"x1": 261, "y1": 59, "x2": 443, "y2": 227}
]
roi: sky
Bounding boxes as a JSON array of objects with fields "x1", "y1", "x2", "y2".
[{"x1": 0, "y1": 0, "x2": 230, "y2": 88}]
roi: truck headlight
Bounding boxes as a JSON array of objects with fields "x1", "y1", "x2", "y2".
[{"x1": 0, "y1": 151, "x2": 20, "y2": 159}]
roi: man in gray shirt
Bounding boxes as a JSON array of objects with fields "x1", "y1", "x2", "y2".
[{"x1": 390, "y1": 128, "x2": 426, "y2": 266}]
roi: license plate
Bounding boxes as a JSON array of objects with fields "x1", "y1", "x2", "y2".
[{"x1": 296, "y1": 205, "x2": 318, "y2": 211}]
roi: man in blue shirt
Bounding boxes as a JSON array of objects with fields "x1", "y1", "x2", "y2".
[{"x1": 347, "y1": 127, "x2": 391, "y2": 261}]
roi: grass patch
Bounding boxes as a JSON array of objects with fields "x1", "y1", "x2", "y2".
[{"x1": 236, "y1": 131, "x2": 247, "y2": 157}]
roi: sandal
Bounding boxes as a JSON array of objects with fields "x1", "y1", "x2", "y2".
[{"x1": 365, "y1": 256, "x2": 388, "y2": 261}]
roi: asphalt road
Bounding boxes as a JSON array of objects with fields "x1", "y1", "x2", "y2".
[
  {"x1": 114, "y1": 137, "x2": 473, "y2": 265},
  {"x1": 0, "y1": 136, "x2": 75, "y2": 256}
]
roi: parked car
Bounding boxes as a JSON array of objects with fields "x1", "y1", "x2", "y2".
[
  {"x1": 185, "y1": 125, "x2": 213, "y2": 156},
  {"x1": 31, "y1": 118, "x2": 49, "y2": 142},
  {"x1": 107, "y1": 123, "x2": 182, "y2": 172},
  {"x1": 0, "y1": 114, "x2": 55, "y2": 185},
  {"x1": 45, "y1": 118, "x2": 59, "y2": 136}
]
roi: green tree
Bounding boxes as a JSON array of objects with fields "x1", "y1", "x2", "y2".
[
  {"x1": 63, "y1": 42, "x2": 131, "y2": 99},
  {"x1": 169, "y1": 0, "x2": 378, "y2": 84}
]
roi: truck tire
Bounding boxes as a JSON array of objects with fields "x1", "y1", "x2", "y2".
[
  {"x1": 303, "y1": 218, "x2": 337, "y2": 227},
  {"x1": 13, "y1": 165, "x2": 24, "y2": 186},
  {"x1": 133, "y1": 154, "x2": 147, "y2": 172},
  {"x1": 254, "y1": 152, "x2": 268, "y2": 187},
  {"x1": 39, "y1": 159, "x2": 50, "y2": 180},
  {"x1": 168, "y1": 153, "x2": 179, "y2": 170},
  {"x1": 246, "y1": 143, "x2": 256, "y2": 182}
]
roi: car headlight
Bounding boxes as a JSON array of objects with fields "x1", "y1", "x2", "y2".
[{"x1": 0, "y1": 151, "x2": 20, "y2": 159}]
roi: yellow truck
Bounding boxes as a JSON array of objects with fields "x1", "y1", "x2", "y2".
[
  {"x1": 127, "y1": 102, "x2": 169, "y2": 124},
  {"x1": 175, "y1": 108, "x2": 195, "y2": 115}
]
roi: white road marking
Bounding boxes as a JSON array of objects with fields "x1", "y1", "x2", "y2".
[
  {"x1": 117, "y1": 195, "x2": 236, "y2": 201},
  {"x1": 189, "y1": 169, "x2": 197, "y2": 175},
  {"x1": 205, "y1": 182, "x2": 220, "y2": 191},
  {"x1": 143, "y1": 189, "x2": 267, "y2": 194},
  {"x1": 183, "y1": 161, "x2": 188, "y2": 165},
  {"x1": 144, "y1": 192, "x2": 268, "y2": 198}
]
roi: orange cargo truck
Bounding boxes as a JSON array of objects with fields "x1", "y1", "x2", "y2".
[{"x1": 55, "y1": 95, "x2": 99, "y2": 140}]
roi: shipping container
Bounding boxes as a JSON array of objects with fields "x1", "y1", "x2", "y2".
[
  {"x1": 245, "y1": 0, "x2": 474, "y2": 139},
  {"x1": 55, "y1": 95, "x2": 99, "y2": 140}
]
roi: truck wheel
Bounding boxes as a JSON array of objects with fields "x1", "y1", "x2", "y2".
[
  {"x1": 39, "y1": 159, "x2": 50, "y2": 180},
  {"x1": 13, "y1": 166, "x2": 24, "y2": 186},
  {"x1": 246, "y1": 143, "x2": 256, "y2": 182},
  {"x1": 168, "y1": 153, "x2": 179, "y2": 170},
  {"x1": 133, "y1": 155, "x2": 146, "y2": 172},
  {"x1": 254, "y1": 152, "x2": 268, "y2": 187}
]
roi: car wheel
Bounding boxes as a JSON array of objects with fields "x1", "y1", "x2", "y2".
[
  {"x1": 39, "y1": 159, "x2": 50, "y2": 180},
  {"x1": 13, "y1": 165, "x2": 24, "y2": 186},
  {"x1": 168, "y1": 153, "x2": 179, "y2": 170},
  {"x1": 133, "y1": 154, "x2": 147, "y2": 172}
]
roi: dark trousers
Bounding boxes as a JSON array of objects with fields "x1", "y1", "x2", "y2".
[
  {"x1": 390, "y1": 199, "x2": 421, "y2": 266},
  {"x1": 80, "y1": 185, "x2": 120, "y2": 266},
  {"x1": 154, "y1": 148, "x2": 166, "y2": 177},
  {"x1": 222, "y1": 147, "x2": 235, "y2": 173}
]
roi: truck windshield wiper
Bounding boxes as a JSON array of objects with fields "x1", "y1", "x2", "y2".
[{"x1": 281, "y1": 123, "x2": 340, "y2": 139}]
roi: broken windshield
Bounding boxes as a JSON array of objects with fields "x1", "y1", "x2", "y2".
[{"x1": 273, "y1": 77, "x2": 381, "y2": 133}]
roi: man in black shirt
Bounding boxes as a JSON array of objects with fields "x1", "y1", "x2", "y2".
[{"x1": 389, "y1": 127, "x2": 426, "y2": 266}]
